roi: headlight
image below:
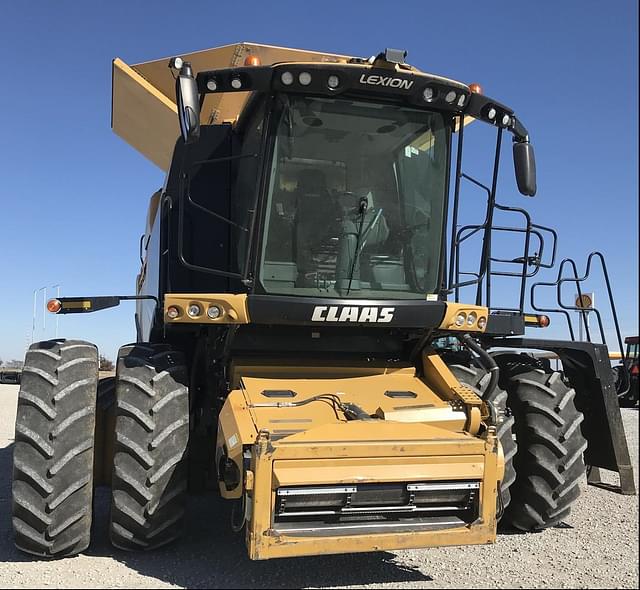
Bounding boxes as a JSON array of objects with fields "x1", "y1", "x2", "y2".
[
  {"x1": 206, "y1": 78, "x2": 218, "y2": 91},
  {"x1": 298, "y1": 72, "x2": 312, "y2": 86},
  {"x1": 327, "y1": 75, "x2": 340, "y2": 89},
  {"x1": 187, "y1": 304, "x2": 201, "y2": 317},
  {"x1": 207, "y1": 306, "x2": 222, "y2": 319},
  {"x1": 455, "y1": 312, "x2": 466, "y2": 327},
  {"x1": 230, "y1": 77, "x2": 242, "y2": 90},
  {"x1": 467, "y1": 311, "x2": 478, "y2": 326},
  {"x1": 281, "y1": 71, "x2": 294, "y2": 85},
  {"x1": 445, "y1": 90, "x2": 457, "y2": 103},
  {"x1": 423, "y1": 87, "x2": 435, "y2": 101},
  {"x1": 477, "y1": 316, "x2": 487, "y2": 330}
]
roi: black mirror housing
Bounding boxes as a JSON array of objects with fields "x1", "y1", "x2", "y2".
[
  {"x1": 175, "y1": 61, "x2": 201, "y2": 144},
  {"x1": 513, "y1": 141, "x2": 537, "y2": 196}
]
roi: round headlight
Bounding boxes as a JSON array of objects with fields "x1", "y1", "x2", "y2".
[
  {"x1": 423, "y1": 87, "x2": 435, "y2": 101},
  {"x1": 298, "y1": 72, "x2": 312, "y2": 86},
  {"x1": 445, "y1": 90, "x2": 457, "y2": 103},
  {"x1": 502, "y1": 114, "x2": 511, "y2": 126},
  {"x1": 167, "y1": 306, "x2": 180, "y2": 319},
  {"x1": 207, "y1": 306, "x2": 222, "y2": 319},
  {"x1": 455, "y1": 312, "x2": 467, "y2": 327},
  {"x1": 206, "y1": 78, "x2": 218, "y2": 91},
  {"x1": 467, "y1": 311, "x2": 478, "y2": 326},
  {"x1": 230, "y1": 77, "x2": 242, "y2": 90},
  {"x1": 327, "y1": 75, "x2": 340, "y2": 89},
  {"x1": 477, "y1": 316, "x2": 487, "y2": 330},
  {"x1": 487, "y1": 107, "x2": 497, "y2": 120},
  {"x1": 281, "y1": 71, "x2": 294, "y2": 85},
  {"x1": 187, "y1": 304, "x2": 201, "y2": 318}
]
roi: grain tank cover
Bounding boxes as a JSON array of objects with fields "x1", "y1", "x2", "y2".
[{"x1": 111, "y1": 42, "x2": 352, "y2": 171}]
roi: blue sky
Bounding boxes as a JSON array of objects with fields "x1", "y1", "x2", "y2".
[{"x1": 0, "y1": 0, "x2": 637, "y2": 362}]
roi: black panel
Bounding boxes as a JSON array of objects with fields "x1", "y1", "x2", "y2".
[
  {"x1": 262, "y1": 389, "x2": 297, "y2": 398},
  {"x1": 230, "y1": 324, "x2": 408, "y2": 357},
  {"x1": 484, "y1": 312, "x2": 525, "y2": 336},
  {"x1": 163, "y1": 125, "x2": 234, "y2": 295},
  {"x1": 247, "y1": 295, "x2": 446, "y2": 328}
]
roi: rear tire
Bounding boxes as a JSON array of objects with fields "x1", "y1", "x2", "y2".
[
  {"x1": 500, "y1": 365, "x2": 587, "y2": 531},
  {"x1": 109, "y1": 343, "x2": 189, "y2": 550},
  {"x1": 12, "y1": 339, "x2": 98, "y2": 557},
  {"x1": 447, "y1": 362, "x2": 517, "y2": 516}
]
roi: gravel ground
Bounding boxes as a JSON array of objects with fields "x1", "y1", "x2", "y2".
[{"x1": 1, "y1": 382, "x2": 637, "y2": 589}]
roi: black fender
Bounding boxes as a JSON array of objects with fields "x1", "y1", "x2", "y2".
[{"x1": 486, "y1": 337, "x2": 636, "y2": 495}]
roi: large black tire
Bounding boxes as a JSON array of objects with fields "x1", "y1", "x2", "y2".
[
  {"x1": 12, "y1": 339, "x2": 98, "y2": 557},
  {"x1": 109, "y1": 343, "x2": 189, "y2": 550},
  {"x1": 446, "y1": 362, "x2": 517, "y2": 516},
  {"x1": 500, "y1": 366, "x2": 587, "y2": 531}
]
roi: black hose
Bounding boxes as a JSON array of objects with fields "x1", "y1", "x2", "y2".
[{"x1": 459, "y1": 334, "x2": 500, "y2": 402}]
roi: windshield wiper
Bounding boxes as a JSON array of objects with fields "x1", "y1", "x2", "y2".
[{"x1": 346, "y1": 196, "x2": 369, "y2": 295}]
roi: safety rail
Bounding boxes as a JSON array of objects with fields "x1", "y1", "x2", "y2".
[
  {"x1": 530, "y1": 252, "x2": 626, "y2": 356},
  {"x1": 448, "y1": 173, "x2": 557, "y2": 314}
]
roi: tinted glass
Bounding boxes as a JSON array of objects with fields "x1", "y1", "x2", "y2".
[{"x1": 259, "y1": 96, "x2": 449, "y2": 299}]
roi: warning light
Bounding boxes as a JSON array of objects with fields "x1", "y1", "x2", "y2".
[
  {"x1": 47, "y1": 299, "x2": 62, "y2": 313},
  {"x1": 469, "y1": 83, "x2": 483, "y2": 94},
  {"x1": 244, "y1": 55, "x2": 261, "y2": 66}
]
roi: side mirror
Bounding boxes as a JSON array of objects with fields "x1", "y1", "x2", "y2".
[
  {"x1": 173, "y1": 60, "x2": 200, "y2": 144},
  {"x1": 513, "y1": 141, "x2": 537, "y2": 196}
]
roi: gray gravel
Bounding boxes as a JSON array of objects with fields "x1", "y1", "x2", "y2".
[{"x1": 1, "y1": 383, "x2": 638, "y2": 589}]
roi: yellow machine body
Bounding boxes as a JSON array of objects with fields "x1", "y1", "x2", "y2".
[{"x1": 216, "y1": 355, "x2": 503, "y2": 559}]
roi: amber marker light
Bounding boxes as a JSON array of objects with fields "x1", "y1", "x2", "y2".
[
  {"x1": 469, "y1": 83, "x2": 483, "y2": 94},
  {"x1": 47, "y1": 299, "x2": 62, "y2": 313},
  {"x1": 244, "y1": 55, "x2": 261, "y2": 66},
  {"x1": 538, "y1": 315, "x2": 551, "y2": 328}
]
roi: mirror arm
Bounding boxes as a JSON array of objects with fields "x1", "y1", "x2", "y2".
[{"x1": 511, "y1": 116, "x2": 530, "y2": 144}]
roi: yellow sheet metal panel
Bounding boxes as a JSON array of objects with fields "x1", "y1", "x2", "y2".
[
  {"x1": 246, "y1": 429, "x2": 501, "y2": 559},
  {"x1": 112, "y1": 42, "x2": 352, "y2": 170},
  {"x1": 272, "y1": 456, "x2": 485, "y2": 487},
  {"x1": 277, "y1": 422, "x2": 479, "y2": 452},
  {"x1": 229, "y1": 360, "x2": 415, "y2": 388},
  {"x1": 375, "y1": 405, "x2": 466, "y2": 429},
  {"x1": 438, "y1": 302, "x2": 489, "y2": 332},
  {"x1": 111, "y1": 58, "x2": 178, "y2": 170},
  {"x1": 217, "y1": 389, "x2": 259, "y2": 499},
  {"x1": 235, "y1": 372, "x2": 464, "y2": 446},
  {"x1": 252, "y1": 524, "x2": 495, "y2": 560},
  {"x1": 164, "y1": 293, "x2": 249, "y2": 324}
]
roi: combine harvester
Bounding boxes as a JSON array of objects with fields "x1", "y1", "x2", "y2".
[{"x1": 12, "y1": 43, "x2": 635, "y2": 560}]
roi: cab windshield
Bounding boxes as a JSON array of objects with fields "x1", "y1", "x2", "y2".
[{"x1": 259, "y1": 96, "x2": 449, "y2": 299}]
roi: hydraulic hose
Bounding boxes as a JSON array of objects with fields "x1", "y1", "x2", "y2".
[{"x1": 459, "y1": 334, "x2": 499, "y2": 402}]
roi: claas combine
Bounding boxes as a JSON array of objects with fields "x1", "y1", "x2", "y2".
[{"x1": 12, "y1": 43, "x2": 635, "y2": 560}]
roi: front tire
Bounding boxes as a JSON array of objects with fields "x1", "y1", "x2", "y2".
[
  {"x1": 109, "y1": 343, "x2": 189, "y2": 550},
  {"x1": 500, "y1": 365, "x2": 587, "y2": 531},
  {"x1": 12, "y1": 339, "x2": 98, "y2": 557}
]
